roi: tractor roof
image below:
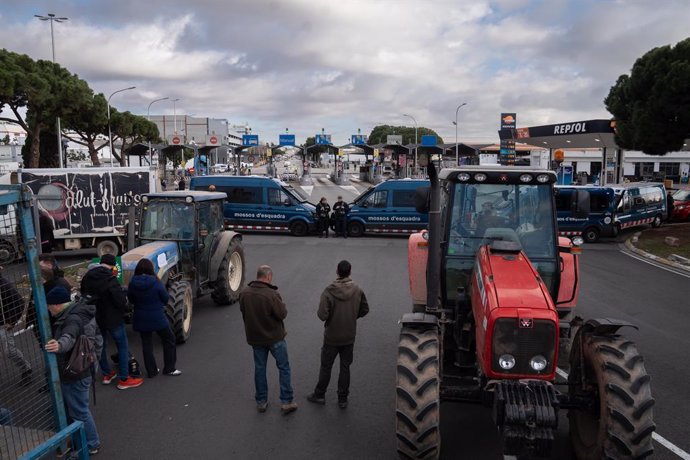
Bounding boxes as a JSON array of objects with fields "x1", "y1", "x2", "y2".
[
  {"x1": 440, "y1": 166, "x2": 557, "y2": 184},
  {"x1": 144, "y1": 191, "x2": 228, "y2": 202}
]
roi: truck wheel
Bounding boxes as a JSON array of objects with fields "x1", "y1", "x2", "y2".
[
  {"x1": 289, "y1": 220, "x2": 308, "y2": 237},
  {"x1": 96, "y1": 239, "x2": 120, "y2": 257},
  {"x1": 583, "y1": 227, "x2": 600, "y2": 243},
  {"x1": 568, "y1": 334, "x2": 655, "y2": 459},
  {"x1": 0, "y1": 240, "x2": 18, "y2": 265},
  {"x1": 347, "y1": 221, "x2": 365, "y2": 238},
  {"x1": 211, "y1": 238, "x2": 245, "y2": 305},
  {"x1": 166, "y1": 281, "x2": 193, "y2": 344},
  {"x1": 651, "y1": 214, "x2": 662, "y2": 228},
  {"x1": 396, "y1": 327, "x2": 440, "y2": 460}
]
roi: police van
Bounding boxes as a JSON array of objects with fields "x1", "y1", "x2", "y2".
[
  {"x1": 347, "y1": 179, "x2": 429, "y2": 236},
  {"x1": 189, "y1": 176, "x2": 317, "y2": 236},
  {"x1": 555, "y1": 182, "x2": 667, "y2": 243}
]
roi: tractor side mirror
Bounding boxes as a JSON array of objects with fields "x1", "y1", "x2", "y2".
[
  {"x1": 573, "y1": 190, "x2": 590, "y2": 218},
  {"x1": 415, "y1": 187, "x2": 430, "y2": 214}
]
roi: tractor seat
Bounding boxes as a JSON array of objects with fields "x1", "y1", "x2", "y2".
[{"x1": 481, "y1": 228, "x2": 522, "y2": 249}]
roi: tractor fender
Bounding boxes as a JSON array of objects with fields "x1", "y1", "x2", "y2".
[
  {"x1": 408, "y1": 231, "x2": 428, "y2": 306},
  {"x1": 574, "y1": 317, "x2": 638, "y2": 338},
  {"x1": 208, "y1": 231, "x2": 242, "y2": 283},
  {"x1": 399, "y1": 312, "x2": 438, "y2": 328}
]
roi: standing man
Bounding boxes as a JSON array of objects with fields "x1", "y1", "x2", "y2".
[
  {"x1": 332, "y1": 196, "x2": 349, "y2": 238},
  {"x1": 44, "y1": 286, "x2": 101, "y2": 455},
  {"x1": 307, "y1": 260, "x2": 369, "y2": 409},
  {"x1": 666, "y1": 190, "x2": 675, "y2": 221},
  {"x1": 239, "y1": 265, "x2": 298, "y2": 415},
  {"x1": 81, "y1": 254, "x2": 143, "y2": 390},
  {"x1": 178, "y1": 175, "x2": 186, "y2": 190},
  {"x1": 0, "y1": 270, "x2": 32, "y2": 386},
  {"x1": 315, "y1": 197, "x2": 331, "y2": 238}
]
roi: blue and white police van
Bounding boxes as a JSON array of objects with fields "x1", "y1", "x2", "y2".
[
  {"x1": 555, "y1": 182, "x2": 667, "y2": 243},
  {"x1": 189, "y1": 176, "x2": 317, "y2": 236},
  {"x1": 347, "y1": 179, "x2": 429, "y2": 237}
]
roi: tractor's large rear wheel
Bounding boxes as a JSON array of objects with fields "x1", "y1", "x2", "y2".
[
  {"x1": 568, "y1": 334, "x2": 655, "y2": 459},
  {"x1": 211, "y1": 238, "x2": 245, "y2": 305},
  {"x1": 396, "y1": 327, "x2": 440, "y2": 460},
  {"x1": 166, "y1": 281, "x2": 193, "y2": 344}
]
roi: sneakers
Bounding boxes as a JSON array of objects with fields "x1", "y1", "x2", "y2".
[
  {"x1": 116, "y1": 376, "x2": 143, "y2": 390},
  {"x1": 338, "y1": 400, "x2": 348, "y2": 409},
  {"x1": 257, "y1": 402, "x2": 268, "y2": 413},
  {"x1": 164, "y1": 370, "x2": 182, "y2": 376},
  {"x1": 101, "y1": 371, "x2": 117, "y2": 385},
  {"x1": 88, "y1": 446, "x2": 100, "y2": 455},
  {"x1": 280, "y1": 402, "x2": 298, "y2": 415},
  {"x1": 306, "y1": 393, "x2": 326, "y2": 405}
]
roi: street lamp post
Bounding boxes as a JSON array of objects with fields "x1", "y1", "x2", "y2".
[
  {"x1": 35, "y1": 13, "x2": 68, "y2": 168},
  {"x1": 171, "y1": 98, "x2": 180, "y2": 134},
  {"x1": 147, "y1": 97, "x2": 169, "y2": 166},
  {"x1": 402, "y1": 114, "x2": 418, "y2": 174},
  {"x1": 107, "y1": 86, "x2": 136, "y2": 166},
  {"x1": 454, "y1": 102, "x2": 467, "y2": 166}
]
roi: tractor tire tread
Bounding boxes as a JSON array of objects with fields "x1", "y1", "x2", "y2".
[{"x1": 211, "y1": 238, "x2": 245, "y2": 305}]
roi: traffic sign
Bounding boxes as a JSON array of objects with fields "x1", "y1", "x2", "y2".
[
  {"x1": 168, "y1": 134, "x2": 184, "y2": 145},
  {"x1": 242, "y1": 134, "x2": 259, "y2": 146},
  {"x1": 421, "y1": 135, "x2": 437, "y2": 146},
  {"x1": 315, "y1": 134, "x2": 332, "y2": 145},
  {"x1": 207, "y1": 135, "x2": 219, "y2": 145},
  {"x1": 279, "y1": 134, "x2": 295, "y2": 146},
  {"x1": 351, "y1": 134, "x2": 365, "y2": 145}
]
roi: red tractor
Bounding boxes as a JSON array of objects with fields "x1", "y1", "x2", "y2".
[{"x1": 397, "y1": 161, "x2": 655, "y2": 459}]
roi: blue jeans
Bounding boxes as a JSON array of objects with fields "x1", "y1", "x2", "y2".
[
  {"x1": 62, "y1": 377, "x2": 100, "y2": 450},
  {"x1": 99, "y1": 324, "x2": 129, "y2": 380},
  {"x1": 252, "y1": 340, "x2": 294, "y2": 404}
]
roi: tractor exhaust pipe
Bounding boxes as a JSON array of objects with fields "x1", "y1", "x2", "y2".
[{"x1": 426, "y1": 162, "x2": 441, "y2": 310}]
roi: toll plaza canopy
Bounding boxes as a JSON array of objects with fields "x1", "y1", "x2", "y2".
[{"x1": 512, "y1": 119, "x2": 617, "y2": 149}]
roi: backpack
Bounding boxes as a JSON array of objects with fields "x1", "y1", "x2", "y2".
[{"x1": 64, "y1": 328, "x2": 97, "y2": 379}]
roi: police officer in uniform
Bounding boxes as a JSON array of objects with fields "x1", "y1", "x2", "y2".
[
  {"x1": 332, "y1": 196, "x2": 349, "y2": 238},
  {"x1": 316, "y1": 197, "x2": 331, "y2": 238}
]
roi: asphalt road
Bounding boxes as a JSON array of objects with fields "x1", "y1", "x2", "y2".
[{"x1": 41, "y1": 173, "x2": 690, "y2": 459}]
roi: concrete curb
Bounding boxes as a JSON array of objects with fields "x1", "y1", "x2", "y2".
[{"x1": 624, "y1": 237, "x2": 690, "y2": 273}]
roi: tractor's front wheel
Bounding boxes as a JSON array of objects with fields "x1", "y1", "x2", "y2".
[
  {"x1": 166, "y1": 280, "x2": 193, "y2": 344},
  {"x1": 396, "y1": 327, "x2": 440, "y2": 460},
  {"x1": 212, "y1": 238, "x2": 245, "y2": 305},
  {"x1": 568, "y1": 334, "x2": 655, "y2": 459}
]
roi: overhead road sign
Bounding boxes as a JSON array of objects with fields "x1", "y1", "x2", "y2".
[
  {"x1": 279, "y1": 134, "x2": 295, "y2": 146},
  {"x1": 242, "y1": 134, "x2": 259, "y2": 146},
  {"x1": 421, "y1": 135, "x2": 437, "y2": 146},
  {"x1": 352, "y1": 134, "x2": 366, "y2": 145},
  {"x1": 315, "y1": 134, "x2": 332, "y2": 145}
]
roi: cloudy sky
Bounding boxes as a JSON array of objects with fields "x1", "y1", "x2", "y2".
[{"x1": 1, "y1": 0, "x2": 688, "y2": 145}]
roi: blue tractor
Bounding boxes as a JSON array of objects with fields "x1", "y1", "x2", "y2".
[{"x1": 121, "y1": 191, "x2": 245, "y2": 342}]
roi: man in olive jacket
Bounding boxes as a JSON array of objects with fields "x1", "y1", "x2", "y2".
[
  {"x1": 307, "y1": 260, "x2": 369, "y2": 409},
  {"x1": 239, "y1": 265, "x2": 297, "y2": 415}
]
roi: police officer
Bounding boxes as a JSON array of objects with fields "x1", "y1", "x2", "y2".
[
  {"x1": 333, "y1": 196, "x2": 349, "y2": 238},
  {"x1": 316, "y1": 197, "x2": 331, "y2": 238}
]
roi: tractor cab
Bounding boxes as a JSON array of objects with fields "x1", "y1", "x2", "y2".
[{"x1": 439, "y1": 167, "x2": 561, "y2": 306}]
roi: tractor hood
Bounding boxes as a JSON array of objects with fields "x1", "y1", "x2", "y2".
[
  {"x1": 488, "y1": 250, "x2": 554, "y2": 311},
  {"x1": 121, "y1": 241, "x2": 180, "y2": 285}
]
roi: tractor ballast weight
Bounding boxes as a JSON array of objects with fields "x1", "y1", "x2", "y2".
[
  {"x1": 121, "y1": 191, "x2": 246, "y2": 343},
  {"x1": 397, "y1": 164, "x2": 655, "y2": 459}
]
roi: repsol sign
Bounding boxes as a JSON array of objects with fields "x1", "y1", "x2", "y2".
[{"x1": 554, "y1": 122, "x2": 587, "y2": 135}]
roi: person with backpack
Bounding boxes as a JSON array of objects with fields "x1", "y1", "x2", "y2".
[
  {"x1": 127, "y1": 259, "x2": 181, "y2": 378},
  {"x1": 44, "y1": 286, "x2": 102, "y2": 456},
  {"x1": 80, "y1": 254, "x2": 143, "y2": 390}
]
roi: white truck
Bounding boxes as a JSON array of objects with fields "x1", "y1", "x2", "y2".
[{"x1": 14, "y1": 167, "x2": 157, "y2": 257}]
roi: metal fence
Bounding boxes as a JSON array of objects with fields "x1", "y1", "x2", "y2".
[{"x1": 0, "y1": 184, "x2": 87, "y2": 459}]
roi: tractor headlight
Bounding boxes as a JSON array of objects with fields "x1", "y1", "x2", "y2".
[
  {"x1": 474, "y1": 173, "x2": 487, "y2": 182},
  {"x1": 571, "y1": 236, "x2": 584, "y2": 246},
  {"x1": 530, "y1": 355, "x2": 548, "y2": 372},
  {"x1": 458, "y1": 172, "x2": 471, "y2": 182},
  {"x1": 498, "y1": 354, "x2": 516, "y2": 370},
  {"x1": 519, "y1": 174, "x2": 533, "y2": 183},
  {"x1": 536, "y1": 174, "x2": 550, "y2": 183},
  {"x1": 185, "y1": 196, "x2": 194, "y2": 203}
]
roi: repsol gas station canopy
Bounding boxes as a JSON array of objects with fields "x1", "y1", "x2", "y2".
[{"x1": 514, "y1": 119, "x2": 617, "y2": 149}]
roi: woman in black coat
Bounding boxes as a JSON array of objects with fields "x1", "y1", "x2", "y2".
[{"x1": 127, "y1": 259, "x2": 181, "y2": 378}]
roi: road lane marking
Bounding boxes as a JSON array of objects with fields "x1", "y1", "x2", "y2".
[
  {"x1": 340, "y1": 185, "x2": 359, "y2": 195},
  {"x1": 621, "y1": 247, "x2": 690, "y2": 278},
  {"x1": 556, "y1": 367, "x2": 689, "y2": 458}
]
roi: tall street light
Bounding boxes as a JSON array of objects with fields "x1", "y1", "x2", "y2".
[
  {"x1": 147, "y1": 97, "x2": 169, "y2": 166},
  {"x1": 107, "y1": 86, "x2": 136, "y2": 166},
  {"x1": 171, "y1": 98, "x2": 180, "y2": 134},
  {"x1": 454, "y1": 102, "x2": 468, "y2": 166},
  {"x1": 402, "y1": 114, "x2": 418, "y2": 172},
  {"x1": 35, "y1": 13, "x2": 68, "y2": 168}
]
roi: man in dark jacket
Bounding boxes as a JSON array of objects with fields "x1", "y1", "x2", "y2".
[
  {"x1": 0, "y1": 271, "x2": 32, "y2": 385},
  {"x1": 307, "y1": 260, "x2": 369, "y2": 408},
  {"x1": 80, "y1": 254, "x2": 143, "y2": 390},
  {"x1": 332, "y1": 196, "x2": 349, "y2": 238},
  {"x1": 44, "y1": 286, "x2": 101, "y2": 455},
  {"x1": 239, "y1": 265, "x2": 297, "y2": 415},
  {"x1": 315, "y1": 197, "x2": 330, "y2": 238}
]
